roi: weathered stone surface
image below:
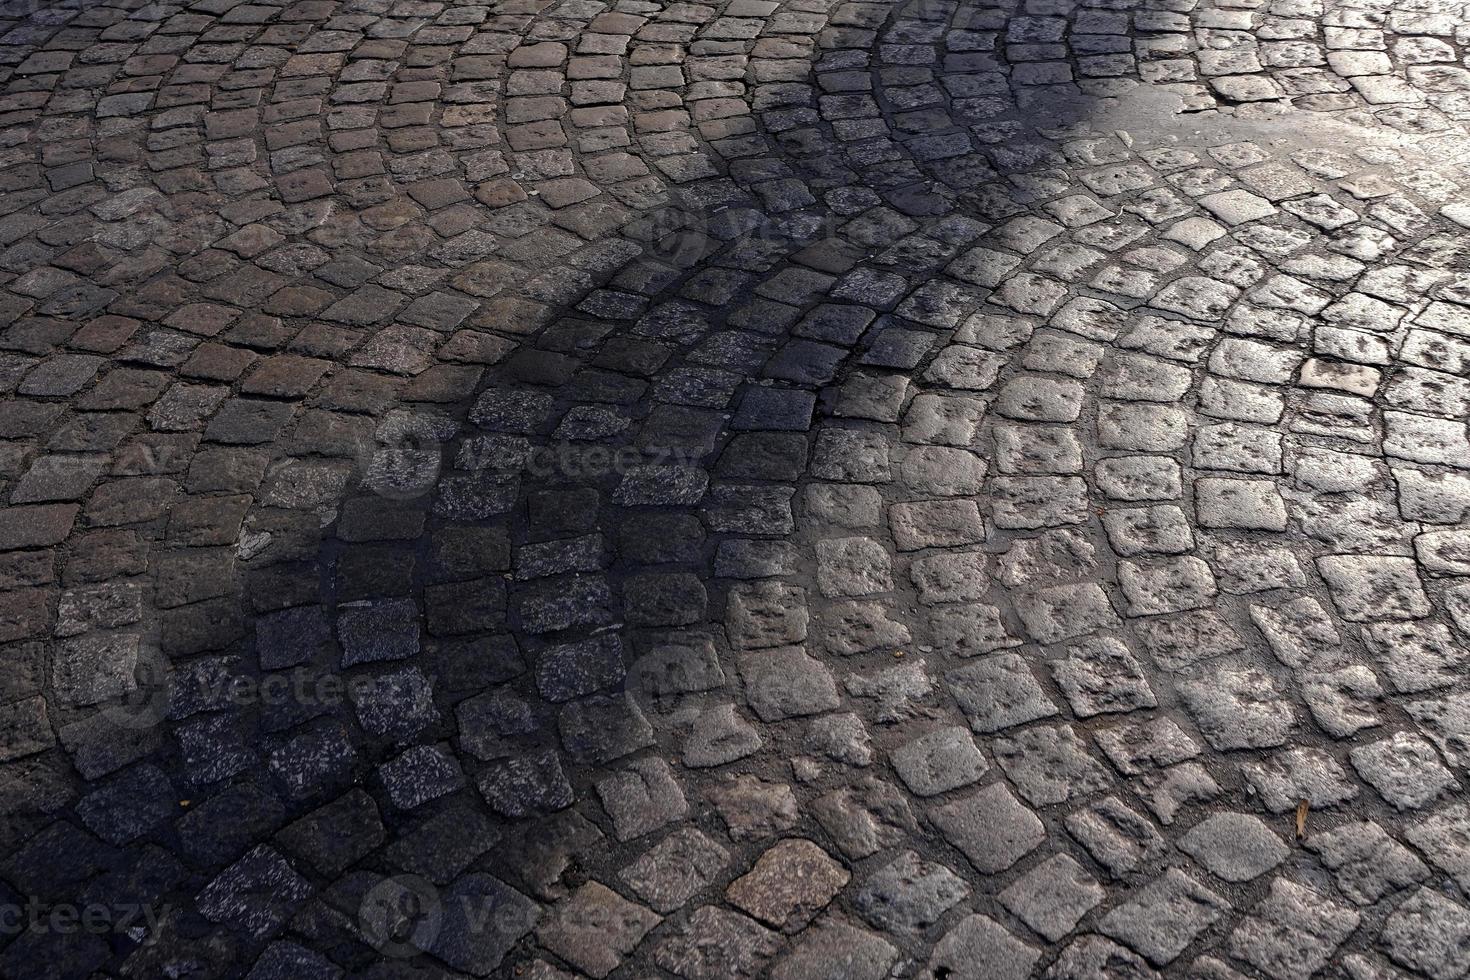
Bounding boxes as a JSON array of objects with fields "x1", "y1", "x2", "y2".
[{"x1": 9, "y1": 6, "x2": 1470, "y2": 974}]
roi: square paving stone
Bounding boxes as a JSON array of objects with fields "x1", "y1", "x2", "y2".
[
  {"x1": 811, "y1": 777, "x2": 918, "y2": 860},
  {"x1": 899, "y1": 445, "x2": 986, "y2": 497},
  {"x1": 653, "y1": 906, "x2": 781, "y2": 980},
  {"x1": 428, "y1": 874, "x2": 541, "y2": 975},
  {"x1": 1094, "y1": 717, "x2": 1201, "y2": 775},
  {"x1": 909, "y1": 549, "x2": 990, "y2": 605},
  {"x1": 1249, "y1": 596, "x2": 1343, "y2": 670},
  {"x1": 1097, "y1": 869, "x2": 1230, "y2": 966},
  {"x1": 1014, "y1": 583, "x2": 1122, "y2": 644},
  {"x1": 595, "y1": 758, "x2": 688, "y2": 842},
  {"x1": 888, "y1": 725, "x2": 987, "y2": 797},
  {"x1": 998, "y1": 854, "x2": 1104, "y2": 942},
  {"x1": 1133, "y1": 609, "x2": 1246, "y2": 671},
  {"x1": 558, "y1": 694, "x2": 655, "y2": 764},
  {"x1": 1316, "y1": 555, "x2": 1432, "y2": 621},
  {"x1": 1178, "y1": 666, "x2": 1294, "y2": 750},
  {"x1": 844, "y1": 660, "x2": 932, "y2": 724},
  {"x1": 725, "y1": 581, "x2": 809, "y2": 650},
  {"x1": 768, "y1": 920, "x2": 897, "y2": 980},
  {"x1": 989, "y1": 476, "x2": 1090, "y2": 528},
  {"x1": 1406, "y1": 803, "x2": 1470, "y2": 895},
  {"x1": 737, "y1": 647, "x2": 839, "y2": 722},
  {"x1": 536, "y1": 881, "x2": 660, "y2": 979},
  {"x1": 1349, "y1": 731, "x2": 1460, "y2": 811},
  {"x1": 852, "y1": 850, "x2": 970, "y2": 933},
  {"x1": 1304, "y1": 820, "x2": 1429, "y2": 906},
  {"x1": 1363, "y1": 621, "x2": 1469, "y2": 693},
  {"x1": 1241, "y1": 746, "x2": 1359, "y2": 813},
  {"x1": 1051, "y1": 637, "x2": 1157, "y2": 717},
  {"x1": 682, "y1": 703, "x2": 762, "y2": 768},
  {"x1": 732, "y1": 386, "x2": 816, "y2": 431},
  {"x1": 810, "y1": 428, "x2": 892, "y2": 483},
  {"x1": 1196, "y1": 477, "x2": 1289, "y2": 531},
  {"x1": 997, "y1": 529, "x2": 1098, "y2": 588},
  {"x1": 708, "y1": 775, "x2": 800, "y2": 842},
  {"x1": 929, "y1": 783, "x2": 1044, "y2": 874},
  {"x1": 1380, "y1": 888, "x2": 1470, "y2": 980},
  {"x1": 535, "y1": 635, "x2": 626, "y2": 704},
  {"x1": 477, "y1": 749, "x2": 574, "y2": 818},
  {"x1": 1117, "y1": 556, "x2": 1218, "y2": 615},
  {"x1": 337, "y1": 598, "x2": 420, "y2": 666},
  {"x1": 944, "y1": 653, "x2": 1058, "y2": 732},
  {"x1": 815, "y1": 536, "x2": 893, "y2": 597},
  {"x1": 888, "y1": 500, "x2": 985, "y2": 551},
  {"x1": 378, "y1": 745, "x2": 464, "y2": 811},
  {"x1": 196, "y1": 845, "x2": 313, "y2": 939},
  {"x1": 1065, "y1": 797, "x2": 1167, "y2": 878},
  {"x1": 994, "y1": 723, "x2": 1113, "y2": 805},
  {"x1": 927, "y1": 915, "x2": 1040, "y2": 980},
  {"x1": 1178, "y1": 812, "x2": 1287, "y2": 882},
  {"x1": 619, "y1": 828, "x2": 729, "y2": 914},
  {"x1": 1045, "y1": 937, "x2": 1157, "y2": 979},
  {"x1": 1102, "y1": 505, "x2": 1195, "y2": 556},
  {"x1": 1225, "y1": 878, "x2": 1359, "y2": 980},
  {"x1": 726, "y1": 838, "x2": 849, "y2": 933},
  {"x1": 994, "y1": 375, "x2": 1085, "y2": 421}
]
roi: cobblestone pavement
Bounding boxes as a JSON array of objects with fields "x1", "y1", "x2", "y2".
[{"x1": 5, "y1": 0, "x2": 1470, "y2": 976}]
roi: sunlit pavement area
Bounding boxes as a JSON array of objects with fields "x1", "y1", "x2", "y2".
[{"x1": 4, "y1": 0, "x2": 1470, "y2": 976}]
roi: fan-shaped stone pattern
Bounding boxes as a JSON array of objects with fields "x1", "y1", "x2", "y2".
[{"x1": 4, "y1": 0, "x2": 1470, "y2": 977}]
